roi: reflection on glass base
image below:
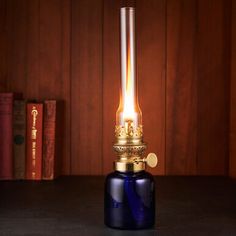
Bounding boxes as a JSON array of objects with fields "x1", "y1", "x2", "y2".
[{"x1": 104, "y1": 171, "x2": 155, "y2": 230}]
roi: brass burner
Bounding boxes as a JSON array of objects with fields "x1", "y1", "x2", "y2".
[
  {"x1": 113, "y1": 121, "x2": 157, "y2": 172},
  {"x1": 115, "y1": 124, "x2": 143, "y2": 139}
]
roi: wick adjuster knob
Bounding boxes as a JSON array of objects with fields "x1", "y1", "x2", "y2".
[{"x1": 144, "y1": 153, "x2": 158, "y2": 168}]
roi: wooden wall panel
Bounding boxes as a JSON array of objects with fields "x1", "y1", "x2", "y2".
[
  {"x1": 0, "y1": 0, "x2": 7, "y2": 91},
  {"x1": 166, "y1": 0, "x2": 230, "y2": 175},
  {"x1": 6, "y1": 0, "x2": 31, "y2": 94},
  {"x1": 197, "y1": 0, "x2": 230, "y2": 175},
  {"x1": 230, "y1": 0, "x2": 236, "y2": 178},
  {"x1": 0, "y1": 0, "x2": 233, "y2": 175},
  {"x1": 166, "y1": 0, "x2": 197, "y2": 175},
  {"x1": 102, "y1": 0, "x2": 122, "y2": 174},
  {"x1": 6, "y1": 0, "x2": 71, "y2": 174},
  {"x1": 60, "y1": 0, "x2": 71, "y2": 175},
  {"x1": 136, "y1": 0, "x2": 166, "y2": 175},
  {"x1": 71, "y1": 0, "x2": 103, "y2": 175},
  {"x1": 38, "y1": 0, "x2": 71, "y2": 175}
]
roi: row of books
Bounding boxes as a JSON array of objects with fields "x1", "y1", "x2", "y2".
[{"x1": 0, "y1": 93, "x2": 63, "y2": 180}]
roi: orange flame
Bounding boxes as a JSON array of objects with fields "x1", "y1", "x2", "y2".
[{"x1": 123, "y1": 44, "x2": 135, "y2": 121}]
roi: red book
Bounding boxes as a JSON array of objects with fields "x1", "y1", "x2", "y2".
[
  {"x1": 0, "y1": 93, "x2": 22, "y2": 180},
  {"x1": 43, "y1": 100, "x2": 63, "y2": 180},
  {"x1": 26, "y1": 103, "x2": 43, "y2": 180}
]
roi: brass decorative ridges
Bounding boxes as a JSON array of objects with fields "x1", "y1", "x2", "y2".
[
  {"x1": 113, "y1": 121, "x2": 158, "y2": 172},
  {"x1": 113, "y1": 143, "x2": 146, "y2": 157},
  {"x1": 115, "y1": 124, "x2": 143, "y2": 139}
]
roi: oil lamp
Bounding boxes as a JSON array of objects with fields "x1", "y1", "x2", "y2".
[{"x1": 104, "y1": 7, "x2": 158, "y2": 229}]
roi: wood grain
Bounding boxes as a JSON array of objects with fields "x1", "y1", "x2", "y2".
[
  {"x1": 166, "y1": 0, "x2": 231, "y2": 175},
  {"x1": 197, "y1": 0, "x2": 230, "y2": 175},
  {"x1": 24, "y1": 0, "x2": 40, "y2": 99},
  {"x1": 0, "y1": 0, "x2": 7, "y2": 91},
  {"x1": 102, "y1": 0, "x2": 122, "y2": 174},
  {"x1": 6, "y1": 0, "x2": 28, "y2": 93},
  {"x1": 39, "y1": 0, "x2": 71, "y2": 175},
  {"x1": 166, "y1": 0, "x2": 198, "y2": 175},
  {"x1": 0, "y1": 0, "x2": 233, "y2": 175},
  {"x1": 71, "y1": 0, "x2": 103, "y2": 175},
  {"x1": 136, "y1": 0, "x2": 166, "y2": 175},
  {"x1": 230, "y1": 0, "x2": 236, "y2": 178},
  {"x1": 6, "y1": 0, "x2": 71, "y2": 174}
]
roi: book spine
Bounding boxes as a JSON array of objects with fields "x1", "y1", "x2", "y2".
[
  {"x1": 26, "y1": 103, "x2": 43, "y2": 180},
  {"x1": 43, "y1": 101, "x2": 56, "y2": 180},
  {"x1": 0, "y1": 93, "x2": 14, "y2": 179},
  {"x1": 13, "y1": 100, "x2": 26, "y2": 179}
]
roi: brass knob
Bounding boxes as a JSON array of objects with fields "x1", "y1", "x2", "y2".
[{"x1": 145, "y1": 153, "x2": 158, "y2": 168}]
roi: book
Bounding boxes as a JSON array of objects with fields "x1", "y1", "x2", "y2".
[
  {"x1": 26, "y1": 103, "x2": 43, "y2": 180},
  {"x1": 0, "y1": 93, "x2": 22, "y2": 180},
  {"x1": 43, "y1": 100, "x2": 63, "y2": 180},
  {"x1": 13, "y1": 100, "x2": 26, "y2": 179}
]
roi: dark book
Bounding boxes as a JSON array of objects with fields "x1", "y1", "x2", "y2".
[
  {"x1": 0, "y1": 93, "x2": 22, "y2": 180},
  {"x1": 26, "y1": 103, "x2": 43, "y2": 180},
  {"x1": 43, "y1": 100, "x2": 63, "y2": 180},
  {"x1": 13, "y1": 100, "x2": 26, "y2": 179}
]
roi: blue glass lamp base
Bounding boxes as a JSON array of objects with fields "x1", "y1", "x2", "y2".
[{"x1": 104, "y1": 171, "x2": 155, "y2": 229}]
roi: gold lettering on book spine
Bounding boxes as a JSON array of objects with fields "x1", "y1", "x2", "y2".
[{"x1": 31, "y1": 106, "x2": 38, "y2": 179}]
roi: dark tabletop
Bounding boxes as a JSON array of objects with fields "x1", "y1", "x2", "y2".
[{"x1": 0, "y1": 176, "x2": 236, "y2": 236}]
